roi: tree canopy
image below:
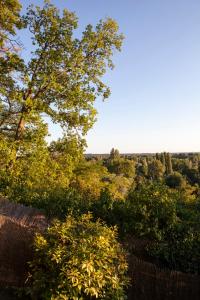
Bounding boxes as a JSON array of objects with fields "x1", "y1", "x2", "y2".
[
  {"x1": 0, "y1": 0, "x2": 22, "y2": 50},
  {"x1": 0, "y1": 1, "x2": 123, "y2": 150}
]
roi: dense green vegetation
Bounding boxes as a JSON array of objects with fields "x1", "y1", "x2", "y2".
[
  {"x1": 1, "y1": 1, "x2": 200, "y2": 299},
  {"x1": 27, "y1": 214, "x2": 128, "y2": 300}
]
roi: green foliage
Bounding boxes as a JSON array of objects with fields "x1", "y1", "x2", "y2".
[
  {"x1": 92, "y1": 183, "x2": 177, "y2": 240},
  {"x1": 165, "y1": 152, "x2": 173, "y2": 175},
  {"x1": 0, "y1": 0, "x2": 22, "y2": 48},
  {"x1": 182, "y1": 167, "x2": 200, "y2": 185},
  {"x1": 1, "y1": 1, "x2": 200, "y2": 279},
  {"x1": 105, "y1": 158, "x2": 135, "y2": 178},
  {"x1": 149, "y1": 225, "x2": 200, "y2": 274},
  {"x1": 136, "y1": 158, "x2": 148, "y2": 177},
  {"x1": 109, "y1": 148, "x2": 120, "y2": 160},
  {"x1": 0, "y1": 134, "x2": 82, "y2": 208},
  {"x1": 124, "y1": 184, "x2": 177, "y2": 239},
  {"x1": 28, "y1": 214, "x2": 129, "y2": 300},
  {"x1": 105, "y1": 174, "x2": 133, "y2": 200},
  {"x1": 165, "y1": 172, "x2": 186, "y2": 189},
  {"x1": 0, "y1": 1, "x2": 123, "y2": 148},
  {"x1": 71, "y1": 160, "x2": 133, "y2": 203},
  {"x1": 72, "y1": 160, "x2": 109, "y2": 200},
  {"x1": 148, "y1": 159, "x2": 165, "y2": 180},
  {"x1": 146, "y1": 188, "x2": 200, "y2": 274},
  {"x1": 2, "y1": 0, "x2": 200, "y2": 291}
]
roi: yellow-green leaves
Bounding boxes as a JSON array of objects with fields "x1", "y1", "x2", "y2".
[
  {"x1": 29, "y1": 214, "x2": 129, "y2": 300},
  {"x1": 0, "y1": 1, "x2": 123, "y2": 146},
  {"x1": 0, "y1": 0, "x2": 22, "y2": 48}
]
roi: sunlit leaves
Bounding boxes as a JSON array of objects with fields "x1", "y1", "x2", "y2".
[
  {"x1": 28, "y1": 214, "x2": 129, "y2": 300},
  {"x1": 0, "y1": 0, "x2": 22, "y2": 49},
  {"x1": 0, "y1": 1, "x2": 123, "y2": 148}
]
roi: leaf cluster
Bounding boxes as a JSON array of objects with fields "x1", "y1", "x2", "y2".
[{"x1": 28, "y1": 214, "x2": 129, "y2": 300}]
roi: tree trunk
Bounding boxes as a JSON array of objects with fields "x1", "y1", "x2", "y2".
[{"x1": 15, "y1": 114, "x2": 25, "y2": 140}]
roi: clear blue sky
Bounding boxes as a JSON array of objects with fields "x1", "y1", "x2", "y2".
[{"x1": 20, "y1": 0, "x2": 200, "y2": 153}]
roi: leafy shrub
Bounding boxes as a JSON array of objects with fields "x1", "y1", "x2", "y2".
[
  {"x1": 34, "y1": 187, "x2": 89, "y2": 219},
  {"x1": 92, "y1": 184, "x2": 178, "y2": 240},
  {"x1": 165, "y1": 172, "x2": 186, "y2": 189},
  {"x1": 148, "y1": 224, "x2": 200, "y2": 274},
  {"x1": 125, "y1": 184, "x2": 178, "y2": 240},
  {"x1": 28, "y1": 214, "x2": 129, "y2": 300}
]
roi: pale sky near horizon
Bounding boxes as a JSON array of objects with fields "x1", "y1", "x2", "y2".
[{"x1": 20, "y1": 0, "x2": 200, "y2": 153}]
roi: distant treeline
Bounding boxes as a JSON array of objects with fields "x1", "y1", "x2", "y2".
[{"x1": 85, "y1": 152, "x2": 200, "y2": 159}]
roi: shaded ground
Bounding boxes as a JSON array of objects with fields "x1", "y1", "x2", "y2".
[{"x1": 0, "y1": 288, "x2": 16, "y2": 300}]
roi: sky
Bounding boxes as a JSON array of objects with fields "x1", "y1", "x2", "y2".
[{"x1": 20, "y1": 0, "x2": 200, "y2": 153}]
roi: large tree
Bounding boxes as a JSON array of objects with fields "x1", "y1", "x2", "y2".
[{"x1": 0, "y1": 1, "x2": 123, "y2": 148}]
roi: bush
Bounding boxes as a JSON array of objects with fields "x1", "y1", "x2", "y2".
[
  {"x1": 125, "y1": 184, "x2": 178, "y2": 240},
  {"x1": 28, "y1": 214, "x2": 129, "y2": 300},
  {"x1": 148, "y1": 224, "x2": 200, "y2": 274},
  {"x1": 91, "y1": 184, "x2": 178, "y2": 240},
  {"x1": 165, "y1": 172, "x2": 186, "y2": 189}
]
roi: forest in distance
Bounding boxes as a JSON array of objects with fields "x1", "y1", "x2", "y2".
[
  {"x1": 85, "y1": 152, "x2": 200, "y2": 159},
  {"x1": 1, "y1": 0, "x2": 200, "y2": 299}
]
